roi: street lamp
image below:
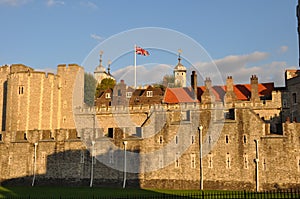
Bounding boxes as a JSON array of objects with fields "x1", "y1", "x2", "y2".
[
  {"x1": 198, "y1": 125, "x2": 203, "y2": 190},
  {"x1": 254, "y1": 140, "x2": 259, "y2": 192},
  {"x1": 32, "y1": 142, "x2": 38, "y2": 186},
  {"x1": 123, "y1": 141, "x2": 128, "y2": 189},
  {"x1": 90, "y1": 140, "x2": 95, "y2": 187}
]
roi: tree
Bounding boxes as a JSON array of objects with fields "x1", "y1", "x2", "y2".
[
  {"x1": 84, "y1": 72, "x2": 97, "y2": 106},
  {"x1": 95, "y1": 78, "x2": 116, "y2": 98}
]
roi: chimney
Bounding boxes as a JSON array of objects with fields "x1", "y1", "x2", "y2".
[
  {"x1": 226, "y1": 76, "x2": 234, "y2": 92},
  {"x1": 224, "y1": 76, "x2": 236, "y2": 103},
  {"x1": 204, "y1": 77, "x2": 212, "y2": 89},
  {"x1": 250, "y1": 75, "x2": 259, "y2": 102},
  {"x1": 191, "y1": 71, "x2": 197, "y2": 100},
  {"x1": 201, "y1": 77, "x2": 215, "y2": 104}
]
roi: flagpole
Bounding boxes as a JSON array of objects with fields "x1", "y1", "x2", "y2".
[{"x1": 134, "y1": 45, "x2": 137, "y2": 88}]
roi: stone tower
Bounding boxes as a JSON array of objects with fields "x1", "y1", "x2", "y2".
[
  {"x1": 174, "y1": 49, "x2": 186, "y2": 87},
  {"x1": 2, "y1": 64, "x2": 84, "y2": 132}
]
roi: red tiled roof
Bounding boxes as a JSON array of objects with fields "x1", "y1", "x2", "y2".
[
  {"x1": 163, "y1": 87, "x2": 198, "y2": 104},
  {"x1": 164, "y1": 82, "x2": 274, "y2": 103},
  {"x1": 198, "y1": 82, "x2": 274, "y2": 101}
]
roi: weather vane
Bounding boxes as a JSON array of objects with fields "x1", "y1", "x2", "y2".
[
  {"x1": 99, "y1": 50, "x2": 103, "y2": 65},
  {"x1": 178, "y1": 49, "x2": 182, "y2": 62},
  {"x1": 178, "y1": 49, "x2": 182, "y2": 57}
]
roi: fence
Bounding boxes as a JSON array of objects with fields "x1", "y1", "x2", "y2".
[{"x1": 2, "y1": 189, "x2": 300, "y2": 199}]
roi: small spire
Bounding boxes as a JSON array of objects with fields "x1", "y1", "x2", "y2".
[
  {"x1": 99, "y1": 50, "x2": 103, "y2": 66},
  {"x1": 178, "y1": 49, "x2": 182, "y2": 63},
  {"x1": 107, "y1": 60, "x2": 111, "y2": 75}
]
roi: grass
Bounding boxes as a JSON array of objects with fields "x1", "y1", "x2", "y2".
[
  {"x1": 0, "y1": 186, "x2": 158, "y2": 198},
  {"x1": 0, "y1": 186, "x2": 299, "y2": 199}
]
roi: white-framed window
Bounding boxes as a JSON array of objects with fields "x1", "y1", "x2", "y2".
[
  {"x1": 146, "y1": 91, "x2": 153, "y2": 97},
  {"x1": 243, "y1": 154, "x2": 248, "y2": 169},
  {"x1": 226, "y1": 153, "x2": 231, "y2": 169},
  {"x1": 105, "y1": 93, "x2": 111, "y2": 99},
  {"x1": 175, "y1": 152, "x2": 180, "y2": 168},
  {"x1": 126, "y1": 92, "x2": 132, "y2": 98},
  {"x1": 181, "y1": 110, "x2": 191, "y2": 121},
  {"x1": 208, "y1": 153, "x2": 213, "y2": 168},
  {"x1": 191, "y1": 153, "x2": 196, "y2": 169}
]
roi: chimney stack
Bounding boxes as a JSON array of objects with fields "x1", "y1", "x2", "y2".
[
  {"x1": 226, "y1": 76, "x2": 234, "y2": 92},
  {"x1": 204, "y1": 77, "x2": 212, "y2": 89},
  {"x1": 250, "y1": 75, "x2": 259, "y2": 102},
  {"x1": 201, "y1": 77, "x2": 215, "y2": 104},
  {"x1": 191, "y1": 71, "x2": 197, "y2": 100},
  {"x1": 224, "y1": 76, "x2": 237, "y2": 103}
]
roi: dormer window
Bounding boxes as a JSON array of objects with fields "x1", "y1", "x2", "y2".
[
  {"x1": 146, "y1": 91, "x2": 153, "y2": 97},
  {"x1": 126, "y1": 92, "x2": 132, "y2": 98},
  {"x1": 105, "y1": 93, "x2": 111, "y2": 99}
]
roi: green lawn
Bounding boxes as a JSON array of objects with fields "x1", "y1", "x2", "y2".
[
  {"x1": 0, "y1": 186, "x2": 160, "y2": 198},
  {"x1": 0, "y1": 186, "x2": 299, "y2": 199}
]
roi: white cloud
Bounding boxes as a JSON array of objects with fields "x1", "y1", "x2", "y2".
[
  {"x1": 0, "y1": 0, "x2": 31, "y2": 6},
  {"x1": 90, "y1": 34, "x2": 104, "y2": 42},
  {"x1": 80, "y1": 1, "x2": 98, "y2": 9},
  {"x1": 46, "y1": 0, "x2": 64, "y2": 7},
  {"x1": 195, "y1": 51, "x2": 293, "y2": 86},
  {"x1": 109, "y1": 50, "x2": 293, "y2": 88},
  {"x1": 112, "y1": 64, "x2": 172, "y2": 86},
  {"x1": 278, "y1": 45, "x2": 288, "y2": 54}
]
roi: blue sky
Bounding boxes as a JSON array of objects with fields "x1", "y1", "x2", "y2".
[{"x1": 0, "y1": 0, "x2": 298, "y2": 86}]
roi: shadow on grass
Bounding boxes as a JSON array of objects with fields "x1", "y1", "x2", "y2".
[{"x1": 0, "y1": 186, "x2": 200, "y2": 199}]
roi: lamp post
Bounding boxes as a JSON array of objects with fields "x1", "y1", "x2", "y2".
[
  {"x1": 32, "y1": 142, "x2": 38, "y2": 186},
  {"x1": 123, "y1": 141, "x2": 128, "y2": 189},
  {"x1": 198, "y1": 125, "x2": 203, "y2": 190},
  {"x1": 90, "y1": 140, "x2": 95, "y2": 187},
  {"x1": 254, "y1": 140, "x2": 259, "y2": 192}
]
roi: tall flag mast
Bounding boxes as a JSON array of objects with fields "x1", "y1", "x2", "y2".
[{"x1": 134, "y1": 45, "x2": 150, "y2": 88}]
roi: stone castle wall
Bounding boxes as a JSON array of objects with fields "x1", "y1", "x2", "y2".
[
  {"x1": 0, "y1": 105, "x2": 299, "y2": 190},
  {"x1": 0, "y1": 63, "x2": 298, "y2": 191}
]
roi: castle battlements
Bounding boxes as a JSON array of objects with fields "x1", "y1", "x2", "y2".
[{"x1": 57, "y1": 63, "x2": 83, "y2": 73}]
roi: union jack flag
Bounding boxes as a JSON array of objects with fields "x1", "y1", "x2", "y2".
[{"x1": 135, "y1": 46, "x2": 150, "y2": 56}]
